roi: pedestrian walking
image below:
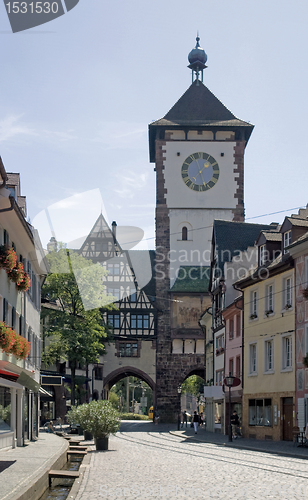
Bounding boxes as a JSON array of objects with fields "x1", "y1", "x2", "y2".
[
  {"x1": 181, "y1": 410, "x2": 188, "y2": 428},
  {"x1": 193, "y1": 411, "x2": 199, "y2": 434},
  {"x1": 230, "y1": 411, "x2": 240, "y2": 439}
]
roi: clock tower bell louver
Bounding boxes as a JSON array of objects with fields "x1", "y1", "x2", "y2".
[{"x1": 149, "y1": 37, "x2": 254, "y2": 422}]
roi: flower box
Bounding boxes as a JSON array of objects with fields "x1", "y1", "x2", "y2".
[
  {"x1": 0, "y1": 322, "x2": 30, "y2": 359},
  {"x1": 0, "y1": 245, "x2": 30, "y2": 291}
]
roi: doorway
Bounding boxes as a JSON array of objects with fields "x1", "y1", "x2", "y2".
[{"x1": 282, "y1": 397, "x2": 293, "y2": 441}]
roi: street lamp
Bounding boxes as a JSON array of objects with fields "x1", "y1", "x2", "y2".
[
  {"x1": 177, "y1": 385, "x2": 182, "y2": 430},
  {"x1": 225, "y1": 372, "x2": 235, "y2": 442}
]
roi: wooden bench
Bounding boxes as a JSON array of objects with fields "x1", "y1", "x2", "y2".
[
  {"x1": 69, "y1": 446, "x2": 87, "y2": 451},
  {"x1": 49, "y1": 470, "x2": 79, "y2": 487}
]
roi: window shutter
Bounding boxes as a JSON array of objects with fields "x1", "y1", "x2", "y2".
[{"x1": 297, "y1": 398, "x2": 305, "y2": 432}]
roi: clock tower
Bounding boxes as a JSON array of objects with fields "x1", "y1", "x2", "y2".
[{"x1": 149, "y1": 37, "x2": 253, "y2": 422}]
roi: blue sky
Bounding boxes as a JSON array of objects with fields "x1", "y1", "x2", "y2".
[{"x1": 0, "y1": 0, "x2": 308, "y2": 249}]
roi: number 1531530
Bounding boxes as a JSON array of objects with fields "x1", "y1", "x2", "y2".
[{"x1": 6, "y1": 2, "x2": 60, "y2": 14}]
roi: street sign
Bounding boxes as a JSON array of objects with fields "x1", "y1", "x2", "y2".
[
  {"x1": 41, "y1": 375, "x2": 63, "y2": 386},
  {"x1": 140, "y1": 397, "x2": 147, "y2": 406},
  {"x1": 223, "y1": 376, "x2": 241, "y2": 388}
]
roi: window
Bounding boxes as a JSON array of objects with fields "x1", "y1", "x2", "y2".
[
  {"x1": 3, "y1": 229, "x2": 9, "y2": 245},
  {"x1": 215, "y1": 370, "x2": 224, "y2": 386},
  {"x1": 229, "y1": 319, "x2": 234, "y2": 340},
  {"x1": 3, "y1": 298, "x2": 8, "y2": 323},
  {"x1": 249, "y1": 399, "x2": 272, "y2": 426},
  {"x1": 130, "y1": 289, "x2": 137, "y2": 302},
  {"x1": 250, "y1": 290, "x2": 258, "y2": 319},
  {"x1": 108, "y1": 314, "x2": 120, "y2": 329},
  {"x1": 107, "y1": 288, "x2": 120, "y2": 301},
  {"x1": 94, "y1": 366, "x2": 103, "y2": 380},
  {"x1": 249, "y1": 343, "x2": 257, "y2": 374},
  {"x1": 236, "y1": 315, "x2": 241, "y2": 337},
  {"x1": 259, "y1": 245, "x2": 266, "y2": 266},
  {"x1": 95, "y1": 241, "x2": 108, "y2": 252},
  {"x1": 12, "y1": 307, "x2": 16, "y2": 329},
  {"x1": 283, "y1": 277, "x2": 292, "y2": 309},
  {"x1": 283, "y1": 231, "x2": 291, "y2": 253},
  {"x1": 265, "y1": 284, "x2": 274, "y2": 314},
  {"x1": 265, "y1": 339, "x2": 274, "y2": 372},
  {"x1": 182, "y1": 226, "x2": 188, "y2": 241},
  {"x1": 107, "y1": 263, "x2": 120, "y2": 275},
  {"x1": 119, "y1": 342, "x2": 138, "y2": 357},
  {"x1": 282, "y1": 335, "x2": 292, "y2": 370},
  {"x1": 236, "y1": 356, "x2": 241, "y2": 378},
  {"x1": 130, "y1": 314, "x2": 149, "y2": 330},
  {"x1": 215, "y1": 335, "x2": 224, "y2": 354},
  {"x1": 229, "y1": 358, "x2": 234, "y2": 376}
]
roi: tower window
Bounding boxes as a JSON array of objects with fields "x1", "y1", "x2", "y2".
[{"x1": 182, "y1": 226, "x2": 188, "y2": 241}]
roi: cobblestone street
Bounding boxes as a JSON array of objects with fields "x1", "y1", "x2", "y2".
[{"x1": 75, "y1": 422, "x2": 308, "y2": 500}]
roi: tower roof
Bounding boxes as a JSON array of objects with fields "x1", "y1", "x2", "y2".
[{"x1": 149, "y1": 80, "x2": 254, "y2": 162}]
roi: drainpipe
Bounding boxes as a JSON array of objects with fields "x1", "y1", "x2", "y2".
[{"x1": 233, "y1": 284, "x2": 244, "y2": 390}]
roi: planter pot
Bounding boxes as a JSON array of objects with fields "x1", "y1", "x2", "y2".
[
  {"x1": 95, "y1": 437, "x2": 109, "y2": 451},
  {"x1": 83, "y1": 430, "x2": 93, "y2": 441},
  {"x1": 78, "y1": 426, "x2": 84, "y2": 436}
]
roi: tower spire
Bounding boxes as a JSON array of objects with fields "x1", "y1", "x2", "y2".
[{"x1": 188, "y1": 34, "x2": 207, "y2": 85}]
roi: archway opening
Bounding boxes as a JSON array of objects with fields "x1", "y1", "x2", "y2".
[
  {"x1": 180, "y1": 374, "x2": 205, "y2": 421},
  {"x1": 109, "y1": 376, "x2": 153, "y2": 416}
]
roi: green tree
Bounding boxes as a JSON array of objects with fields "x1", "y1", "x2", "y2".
[
  {"x1": 181, "y1": 375, "x2": 204, "y2": 396},
  {"x1": 42, "y1": 248, "x2": 114, "y2": 406},
  {"x1": 108, "y1": 391, "x2": 119, "y2": 410}
]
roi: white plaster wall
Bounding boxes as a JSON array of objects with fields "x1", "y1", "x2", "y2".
[
  {"x1": 164, "y1": 141, "x2": 238, "y2": 209},
  {"x1": 169, "y1": 208, "x2": 233, "y2": 286},
  {"x1": 98, "y1": 340, "x2": 156, "y2": 389}
]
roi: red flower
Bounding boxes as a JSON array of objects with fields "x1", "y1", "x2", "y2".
[
  {"x1": 16, "y1": 271, "x2": 31, "y2": 292},
  {"x1": 0, "y1": 245, "x2": 17, "y2": 272},
  {"x1": 0, "y1": 322, "x2": 31, "y2": 359}
]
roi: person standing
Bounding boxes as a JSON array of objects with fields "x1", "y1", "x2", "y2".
[
  {"x1": 230, "y1": 411, "x2": 240, "y2": 438},
  {"x1": 193, "y1": 411, "x2": 199, "y2": 434},
  {"x1": 182, "y1": 410, "x2": 188, "y2": 428}
]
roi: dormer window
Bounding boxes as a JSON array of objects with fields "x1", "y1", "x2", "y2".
[
  {"x1": 283, "y1": 231, "x2": 291, "y2": 253},
  {"x1": 259, "y1": 245, "x2": 266, "y2": 266}
]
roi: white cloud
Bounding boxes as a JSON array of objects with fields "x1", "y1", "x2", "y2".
[
  {"x1": 0, "y1": 114, "x2": 76, "y2": 145},
  {"x1": 114, "y1": 169, "x2": 148, "y2": 198},
  {"x1": 0, "y1": 115, "x2": 37, "y2": 142},
  {"x1": 93, "y1": 121, "x2": 147, "y2": 150}
]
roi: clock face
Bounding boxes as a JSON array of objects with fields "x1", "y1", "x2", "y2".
[{"x1": 181, "y1": 152, "x2": 220, "y2": 191}]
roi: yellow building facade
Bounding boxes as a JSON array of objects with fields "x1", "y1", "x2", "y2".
[{"x1": 238, "y1": 258, "x2": 295, "y2": 441}]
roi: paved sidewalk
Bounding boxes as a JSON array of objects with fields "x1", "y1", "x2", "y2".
[
  {"x1": 170, "y1": 424, "x2": 308, "y2": 459},
  {"x1": 0, "y1": 432, "x2": 68, "y2": 500}
]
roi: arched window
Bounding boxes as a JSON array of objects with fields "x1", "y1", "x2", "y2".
[{"x1": 182, "y1": 226, "x2": 188, "y2": 241}]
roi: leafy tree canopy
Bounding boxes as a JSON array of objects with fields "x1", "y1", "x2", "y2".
[
  {"x1": 181, "y1": 375, "x2": 204, "y2": 396},
  {"x1": 42, "y1": 249, "x2": 115, "y2": 405}
]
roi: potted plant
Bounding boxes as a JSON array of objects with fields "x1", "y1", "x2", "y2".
[
  {"x1": 265, "y1": 309, "x2": 273, "y2": 317},
  {"x1": 78, "y1": 400, "x2": 120, "y2": 450}
]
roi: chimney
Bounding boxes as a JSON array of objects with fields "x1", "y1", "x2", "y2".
[{"x1": 112, "y1": 221, "x2": 117, "y2": 241}]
